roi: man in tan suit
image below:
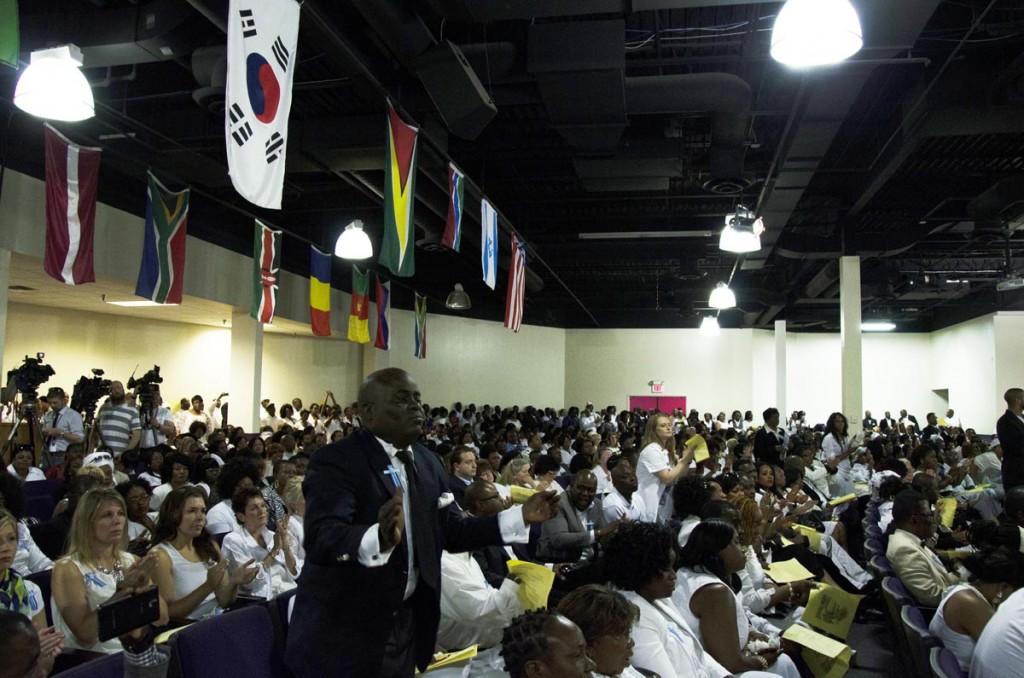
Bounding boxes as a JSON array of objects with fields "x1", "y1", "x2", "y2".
[{"x1": 886, "y1": 490, "x2": 959, "y2": 607}]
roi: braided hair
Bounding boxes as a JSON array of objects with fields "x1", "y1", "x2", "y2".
[{"x1": 500, "y1": 609, "x2": 559, "y2": 678}]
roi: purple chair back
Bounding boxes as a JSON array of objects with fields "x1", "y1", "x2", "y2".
[
  {"x1": 901, "y1": 605, "x2": 939, "y2": 677},
  {"x1": 54, "y1": 652, "x2": 124, "y2": 677},
  {"x1": 930, "y1": 646, "x2": 967, "y2": 678},
  {"x1": 170, "y1": 605, "x2": 287, "y2": 678}
]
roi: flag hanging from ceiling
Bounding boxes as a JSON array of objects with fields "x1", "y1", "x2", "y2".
[
  {"x1": 251, "y1": 220, "x2": 282, "y2": 323},
  {"x1": 414, "y1": 292, "x2": 427, "y2": 359},
  {"x1": 481, "y1": 197, "x2": 498, "y2": 290},
  {"x1": 309, "y1": 246, "x2": 331, "y2": 336},
  {"x1": 504, "y1": 233, "x2": 527, "y2": 333},
  {"x1": 0, "y1": 0, "x2": 18, "y2": 69},
  {"x1": 374, "y1": 276, "x2": 391, "y2": 351},
  {"x1": 348, "y1": 266, "x2": 370, "y2": 343},
  {"x1": 135, "y1": 172, "x2": 189, "y2": 304},
  {"x1": 225, "y1": 0, "x2": 299, "y2": 209},
  {"x1": 43, "y1": 124, "x2": 101, "y2": 285},
  {"x1": 441, "y1": 163, "x2": 465, "y2": 251},
  {"x1": 379, "y1": 102, "x2": 418, "y2": 277}
]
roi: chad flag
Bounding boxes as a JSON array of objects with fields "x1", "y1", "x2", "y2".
[
  {"x1": 310, "y1": 246, "x2": 331, "y2": 336},
  {"x1": 348, "y1": 266, "x2": 370, "y2": 343}
]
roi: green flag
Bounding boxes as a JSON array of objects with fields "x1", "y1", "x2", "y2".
[{"x1": 0, "y1": 0, "x2": 18, "y2": 70}]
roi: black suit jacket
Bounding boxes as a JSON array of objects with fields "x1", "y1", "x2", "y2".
[
  {"x1": 754, "y1": 426, "x2": 784, "y2": 466},
  {"x1": 285, "y1": 429, "x2": 504, "y2": 676},
  {"x1": 996, "y1": 410, "x2": 1024, "y2": 490},
  {"x1": 472, "y1": 545, "x2": 510, "y2": 589},
  {"x1": 448, "y1": 474, "x2": 470, "y2": 509}
]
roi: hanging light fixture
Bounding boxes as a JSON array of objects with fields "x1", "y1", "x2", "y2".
[
  {"x1": 708, "y1": 282, "x2": 737, "y2": 309},
  {"x1": 445, "y1": 283, "x2": 472, "y2": 311},
  {"x1": 14, "y1": 45, "x2": 95, "y2": 121},
  {"x1": 699, "y1": 316, "x2": 721, "y2": 336},
  {"x1": 770, "y1": 0, "x2": 863, "y2": 67},
  {"x1": 334, "y1": 220, "x2": 372, "y2": 259},
  {"x1": 719, "y1": 205, "x2": 765, "y2": 254}
]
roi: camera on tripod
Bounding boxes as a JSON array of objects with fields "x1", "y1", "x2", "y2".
[
  {"x1": 71, "y1": 369, "x2": 112, "y2": 425},
  {"x1": 128, "y1": 366, "x2": 163, "y2": 424},
  {"x1": 5, "y1": 353, "x2": 56, "y2": 408}
]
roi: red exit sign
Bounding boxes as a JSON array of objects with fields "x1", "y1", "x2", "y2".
[{"x1": 651, "y1": 381, "x2": 664, "y2": 393}]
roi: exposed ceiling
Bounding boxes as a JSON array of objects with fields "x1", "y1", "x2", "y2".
[{"x1": 4, "y1": 0, "x2": 1024, "y2": 332}]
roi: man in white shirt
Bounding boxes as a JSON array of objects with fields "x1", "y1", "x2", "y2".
[
  {"x1": 137, "y1": 385, "x2": 176, "y2": 449},
  {"x1": 972, "y1": 439, "x2": 1002, "y2": 485},
  {"x1": 40, "y1": 387, "x2": 84, "y2": 467},
  {"x1": 601, "y1": 457, "x2": 645, "y2": 525}
]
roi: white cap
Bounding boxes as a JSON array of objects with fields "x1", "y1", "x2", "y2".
[
  {"x1": 83, "y1": 451, "x2": 114, "y2": 472},
  {"x1": 991, "y1": 437, "x2": 1001, "y2": 448}
]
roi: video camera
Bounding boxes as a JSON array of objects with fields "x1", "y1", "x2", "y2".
[
  {"x1": 71, "y1": 369, "x2": 112, "y2": 425},
  {"x1": 128, "y1": 365, "x2": 163, "y2": 425},
  {"x1": 5, "y1": 353, "x2": 55, "y2": 407}
]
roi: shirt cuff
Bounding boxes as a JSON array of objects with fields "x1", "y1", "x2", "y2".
[
  {"x1": 357, "y1": 523, "x2": 396, "y2": 567},
  {"x1": 498, "y1": 506, "x2": 528, "y2": 543}
]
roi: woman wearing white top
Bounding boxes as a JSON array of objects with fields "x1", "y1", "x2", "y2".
[
  {"x1": 149, "y1": 452, "x2": 194, "y2": 511},
  {"x1": 51, "y1": 488, "x2": 168, "y2": 653},
  {"x1": 635, "y1": 414, "x2": 692, "y2": 522},
  {"x1": 221, "y1": 487, "x2": 298, "y2": 599},
  {"x1": 281, "y1": 476, "x2": 306, "y2": 574},
  {"x1": 821, "y1": 412, "x2": 861, "y2": 497},
  {"x1": 205, "y1": 460, "x2": 262, "y2": 538},
  {"x1": 6, "y1": 447, "x2": 46, "y2": 483},
  {"x1": 151, "y1": 487, "x2": 258, "y2": 621},
  {"x1": 928, "y1": 548, "x2": 1024, "y2": 672}
]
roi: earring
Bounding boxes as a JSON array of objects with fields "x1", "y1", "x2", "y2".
[{"x1": 994, "y1": 589, "x2": 1005, "y2": 606}]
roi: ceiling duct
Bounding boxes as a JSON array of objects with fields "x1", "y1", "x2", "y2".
[{"x1": 968, "y1": 176, "x2": 1024, "y2": 233}]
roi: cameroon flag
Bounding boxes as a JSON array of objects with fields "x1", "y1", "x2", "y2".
[{"x1": 348, "y1": 266, "x2": 370, "y2": 343}]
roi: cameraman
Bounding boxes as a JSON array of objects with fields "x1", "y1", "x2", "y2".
[
  {"x1": 136, "y1": 385, "x2": 175, "y2": 450},
  {"x1": 89, "y1": 381, "x2": 141, "y2": 457},
  {"x1": 40, "y1": 387, "x2": 84, "y2": 468}
]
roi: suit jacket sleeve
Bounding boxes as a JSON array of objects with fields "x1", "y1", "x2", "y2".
[
  {"x1": 302, "y1": 444, "x2": 380, "y2": 566},
  {"x1": 887, "y1": 534, "x2": 956, "y2": 607},
  {"x1": 538, "y1": 495, "x2": 591, "y2": 557}
]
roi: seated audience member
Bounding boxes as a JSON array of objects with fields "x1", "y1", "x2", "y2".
[
  {"x1": 44, "y1": 448, "x2": 83, "y2": 481},
  {"x1": 499, "y1": 609, "x2": 596, "y2": 678},
  {"x1": 531, "y1": 456, "x2": 565, "y2": 494},
  {"x1": 149, "y1": 452, "x2": 194, "y2": 510},
  {"x1": 261, "y1": 459, "x2": 296, "y2": 531},
  {"x1": 601, "y1": 456, "x2": 646, "y2": 526},
  {"x1": 151, "y1": 487, "x2": 258, "y2": 621},
  {"x1": 81, "y1": 451, "x2": 117, "y2": 488},
  {"x1": 0, "y1": 609, "x2": 63, "y2": 678},
  {"x1": 51, "y1": 488, "x2": 168, "y2": 654},
  {"x1": 192, "y1": 456, "x2": 222, "y2": 503},
  {"x1": 281, "y1": 476, "x2": 306, "y2": 574},
  {"x1": 7, "y1": 447, "x2": 45, "y2": 483},
  {"x1": 0, "y1": 477, "x2": 52, "y2": 575},
  {"x1": 137, "y1": 447, "x2": 166, "y2": 489},
  {"x1": 675, "y1": 520, "x2": 800, "y2": 677},
  {"x1": 557, "y1": 584, "x2": 649, "y2": 678},
  {"x1": 221, "y1": 487, "x2": 297, "y2": 599},
  {"x1": 538, "y1": 470, "x2": 618, "y2": 562},
  {"x1": 972, "y1": 439, "x2": 1002, "y2": 485},
  {"x1": 674, "y1": 476, "x2": 725, "y2": 547},
  {"x1": 602, "y1": 521, "x2": 742, "y2": 678},
  {"x1": 970, "y1": 587, "x2": 1024, "y2": 678},
  {"x1": 205, "y1": 459, "x2": 262, "y2": 538},
  {"x1": 462, "y1": 480, "x2": 521, "y2": 586},
  {"x1": 886, "y1": 490, "x2": 961, "y2": 606},
  {"x1": 877, "y1": 476, "x2": 905, "y2": 532},
  {"x1": 30, "y1": 475, "x2": 100, "y2": 561},
  {"x1": 447, "y1": 446, "x2": 478, "y2": 508},
  {"x1": 928, "y1": 546, "x2": 1024, "y2": 672},
  {"x1": 115, "y1": 479, "x2": 156, "y2": 555}
]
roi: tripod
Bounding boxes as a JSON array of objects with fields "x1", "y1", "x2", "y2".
[{"x1": 2, "y1": 397, "x2": 47, "y2": 468}]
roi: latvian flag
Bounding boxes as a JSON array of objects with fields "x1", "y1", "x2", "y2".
[
  {"x1": 414, "y1": 292, "x2": 427, "y2": 359},
  {"x1": 309, "y1": 246, "x2": 331, "y2": 336},
  {"x1": 504, "y1": 233, "x2": 527, "y2": 332},
  {"x1": 374, "y1": 275, "x2": 391, "y2": 351},
  {"x1": 251, "y1": 220, "x2": 282, "y2": 324},
  {"x1": 135, "y1": 172, "x2": 189, "y2": 304},
  {"x1": 347, "y1": 266, "x2": 370, "y2": 343},
  {"x1": 379, "y1": 101, "x2": 418, "y2": 277},
  {"x1": 225, "y1": 0, "x2": 300, "y2": 209},
  {"x1": 44, "y1": 124, "x2": 101, "y2": 285},
  {"x1": 440, "y1": 163, "x2": 464, "y2": 251}
]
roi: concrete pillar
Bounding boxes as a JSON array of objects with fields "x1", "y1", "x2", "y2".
[
  {"x1": 229, "y1": 311, "x2": 264, "y2": 431},
  {"x1": 0, "y1": 249, "x2": 10, "y2": 376},
  {"x1": 775, "y1": 319, "x2": 786, "y2": 418},
  {"x1": 839, "y1": 256, "x2": 863, "y2": 436}
]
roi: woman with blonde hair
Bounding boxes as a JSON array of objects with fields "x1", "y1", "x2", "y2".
[
  {"x1": 51, "y1": 488, "x2": 168, "y2": 653},
  {"x1": 635, "y1": 413, "x2": 692, "y2": 522},
  {"x1": 281, "y1": 476, "x2": 306, "y2": 573}
]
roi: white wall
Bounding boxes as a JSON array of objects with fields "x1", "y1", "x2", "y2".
[
  {"x1": 994, "y1": 312, "x2": 1024, "y2": 427},
  {"x1": 930, "y1": 315, "x2": 996, "y2": 432}
]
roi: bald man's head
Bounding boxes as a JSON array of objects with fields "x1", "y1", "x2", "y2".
[{"x1": 358, "y1": 369, "x2": 424, "y2": 447}]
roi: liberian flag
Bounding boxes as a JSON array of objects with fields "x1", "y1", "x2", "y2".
[
  {"x1": 43, "y1": 124, "x2": 100, "y2": 285},
  {"x1": 135, "y1": 172, "x2": 189, "y2": 304},
  {"x1": 504, "y1": 233, "x2": 527, "y2": 332},
  {"x1": 374, "y1": 276, "x2": 391, "y2": 350},
  {"x1": 379, "y1": 102, "x2": 418, "y2": 277},
  {"x1": 250, "y1": 220, "x2": 282, "y2": 323},
  {"x1": 347, "y1": 266, "x2": 370, "y2": 343},
  {"x1": 441, "y1": 163, "x2": 464, "y2": 251},
  {"x1": 481, "y1": 197, "x2": 498, "y2": 290},
  {"x1": 414, "y1": 292, "x2": 427, "y2": 359},
  {"x1": 309, "y1": 246, "x2": 331, "y2": 336},
  {"x1": 225, "y1": 0, "x2": 299, "y2": 209}
]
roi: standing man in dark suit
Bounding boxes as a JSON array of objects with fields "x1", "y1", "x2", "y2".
[
  {"x1": 285, "y1": 368, "x2": 559, "y2": 677},
  {"x1": 754, "y1": 407, "x2": 786, "y2": 467},
  {"x1": 996, "y1": 387, "x2": 1024, "y2": 492}
]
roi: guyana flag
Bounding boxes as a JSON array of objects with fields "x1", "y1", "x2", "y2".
[
  {"x1": 347, "y1": 266, "x2": 370, "y2": 343},
  {"x1": 379, "y1": 101, "x2": 418, "y2": 277}
]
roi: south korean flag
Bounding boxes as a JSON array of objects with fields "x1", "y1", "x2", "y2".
[{"x1": 226, "y1": 0, "x2": 300, "y2": 209}]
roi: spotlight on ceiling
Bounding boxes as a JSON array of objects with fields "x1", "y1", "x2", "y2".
[
  {"x1": 770, "y1": 0, "x2": 863, "y2": 67},
  {"x1": 861, "y1": 321, "x2": 896, "y2": 332},
  {"x1": 334, "y1": 220, "x2": 372, "y2": 260},
  {"x1": 708, "y1": 282, "x2": 737, "y2": 310},
  {"x1": 699, "y1": 316, "x2": 721, "y2": 336},
  {"x1": 445, "y1": 283, "x2": 471, "y2": 311},
  {"x1": 719, "y1": 205, "x2": 764, "y2": 254},
  {"x1": 14, "y1": 45, "x2": 95, "y2": 121}
]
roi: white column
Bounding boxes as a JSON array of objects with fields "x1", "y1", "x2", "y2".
[
  {"x1": 0, "y1": 249, "x2": 10, "y2": 377},
  {"x1": 230, "y1": 311, "x2": 264, "y2": 431},
  {"x1": 775, "y1": 319, "x2": 786, "y2": 417},
  {"x1": 839, "y1": 256, "x2": 863, "y2": 436}
]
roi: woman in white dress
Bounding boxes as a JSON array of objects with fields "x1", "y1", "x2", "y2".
[
  {"x1": 51, "y1": 488, "x2": 168, "y2": 654},
  {"x1": 636, "y1": 414, "x2": 691, "y2": 523},
  {"x1": 556, "y1": 584, "x2": 652, "y2": 678},
  {"x1": 221, "y1": 487, "x2": 298, "y2": 599},
  {"x1": 820, "y1": 413, "x2": 861, "y2": 497},
  {"x1": 6, "y1": 447, "x2": 46, "y2": 483},
  {"x1": 151, "y1": 487, "x2": 258, "y2": 621},
  {"x1": 928, "y1": 547, "x2": 1024, "y2": 672}
]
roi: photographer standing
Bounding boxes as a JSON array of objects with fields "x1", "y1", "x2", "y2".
[
  {"x1": 89, "y1": 381, "x2": 141, "y2": 457},
  {"x1": 137, "y1": 385, "x2": 175, "y2": 451},
  {"x1": 40, "y1": 387, "x2": 84, "y2": 469}
]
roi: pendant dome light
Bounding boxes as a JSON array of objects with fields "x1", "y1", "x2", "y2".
[
  {"x1": 699, "y1": 316, "x2": 721, "y2": 336},
  {"x1": 708, "y1": 282, "x2": 737, "y2": 310},
  {"x1": 14, "y1": 45, "x2": 95, "y2": 121},
  {"x1": 445, "y1": 284, "x2": 472, "y2": 311},
  {"x1": 335, "y1": 220, "x2": 373, "y2": 260},
  {"x1": 770, "y1": 0, "x2": 863, "y2": 68}
]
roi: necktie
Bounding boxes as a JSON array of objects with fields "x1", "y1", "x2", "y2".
[{"x1": 394, "y1": 448, "x2": 425, "y2": 567}]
